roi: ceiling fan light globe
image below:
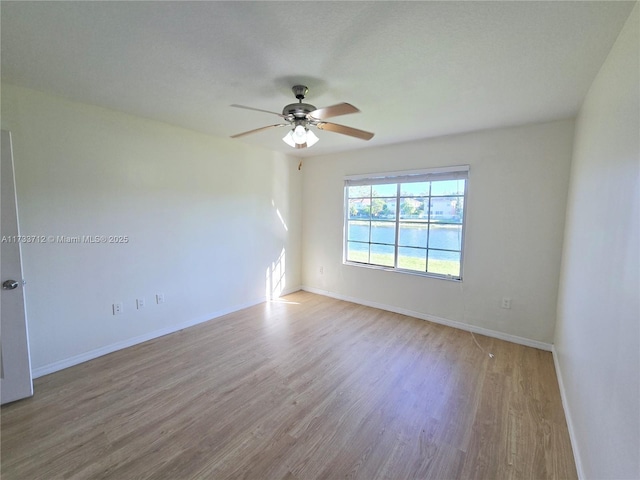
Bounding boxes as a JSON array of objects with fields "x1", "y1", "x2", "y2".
[
  {"x1": 293, "y1": 125, "x2": 307, "y2": 144},
  {"x1": 306, "y1": 129, "x2": 319, "y2": 147},
  {"x1": 282, "y1": 130, "x2": 296, "y2": 147}
]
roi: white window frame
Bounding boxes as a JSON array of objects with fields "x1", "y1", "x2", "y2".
[{"x1": 343, "y1": 165, "x2": 469, "y2": 281}]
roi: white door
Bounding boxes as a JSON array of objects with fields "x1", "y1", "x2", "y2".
[{"x1": 1, "y1": 129, "x2": 33, "y2": 404}]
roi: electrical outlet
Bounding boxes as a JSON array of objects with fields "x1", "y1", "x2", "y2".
[
  {"x1": 156, "y1": 293, "x2": 165, "y2": 304},
  {"x1": 501, "y1": 297, "x2": 512, "y2": 309},
  {"x1": 137, "y1": 298, "x2": 145, "y2": 309},
  {"x1": 113, "y1": 302, "x2": 123, "y2": 315}
]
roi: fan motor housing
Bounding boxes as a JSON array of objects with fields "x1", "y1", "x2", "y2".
[{"x1": 282, "y1": 102, "x2": 317, "y2": 118}]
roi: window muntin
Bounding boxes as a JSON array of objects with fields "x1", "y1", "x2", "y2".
[{"x1": 344, "y1": 167, "x2": 468, "y2": 280}]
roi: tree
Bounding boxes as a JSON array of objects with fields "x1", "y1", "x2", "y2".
[{"x1": 371, "y1": 198, "x2": 385, "y2": 217}]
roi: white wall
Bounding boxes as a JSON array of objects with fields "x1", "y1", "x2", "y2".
[
  {"x1": 554, "y1": 4, "x2": 639, "y2": 479},
  {"x1": 1, "y1": 84, "x2": 302, "y2": 374},
  {"x1": 302, "y1": 119, "x2": 574, "y2": 345}
]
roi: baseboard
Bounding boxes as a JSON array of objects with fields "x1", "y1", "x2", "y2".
[
  {"x1": 32, "y1": 286, "x2": 301, "y2": 379},
  {"x1": 300, "y1": 285, "x2": 553, "y2": 352},
  {"x1": 552, "y1": 346, "x2": 585, "y2": 480}
]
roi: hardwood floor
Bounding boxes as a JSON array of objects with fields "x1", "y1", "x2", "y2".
[{"x1": 1, "y1": 291, "x2": 577, "y2": 479}]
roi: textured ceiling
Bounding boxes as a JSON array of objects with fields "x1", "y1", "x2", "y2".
[{"x1": 1, "y1": 1, "x2": 635, "y2": 157}]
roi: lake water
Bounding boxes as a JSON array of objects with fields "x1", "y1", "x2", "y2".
[{"x1": 347, "y1": 222, "x2": 462, "y2": 261}]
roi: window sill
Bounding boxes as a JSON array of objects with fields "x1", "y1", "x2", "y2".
[{"x1": 343, "y1": 261, "x2": 462, "y2": 282}]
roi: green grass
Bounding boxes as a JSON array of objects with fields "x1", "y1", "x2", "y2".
[
  {"x1": 349, "y1": 220, "x2": 460, "y2": 229},
  {"x1": 347, "y1": 250, "x2": 460, "y2": 277}
]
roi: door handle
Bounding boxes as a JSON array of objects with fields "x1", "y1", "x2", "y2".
[{"x1": 2, "y1": 279, "x2": 19, "y2": 290}]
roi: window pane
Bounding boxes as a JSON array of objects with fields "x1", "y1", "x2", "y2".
[
  {"x1": 371, "y1": 198, "x2": 396, "y2": 220},
  {"x1": 348, "y1": 199, "x2": 371, "y2": 219},
  {"x1": 347, "y1": 242, "x2": 369, "y2": 263},
  {"x1": 372, "y1": 183, "x2": 397, "y2": 197},
  {"x1": 344, "y1": 169, "x2": 466, "y2": 280},
  {"x1": 400, "y1": 182, "x2": 429, "y2": 197},
  {"x1": 428, "y1": 224, "x2": 462, "y2": 251},
  {"x1": 429, "y1": 197, "x2": 463, "y2": 223},
  {"x1": 398, "y1": 247, "x2": 426, "y2": 271},
  {"x1": 347, "y1": 221, "x2": 370, "y2": 242},
  {"x1": 399, "y1": 222, "x2": 428, "y2": 247},
  {"x1": 431, "y1": 179, "x2": 465, "y2": 196},
  {"x1": 427, "y1": 250, "x2": 461, "y2": 277},
  {"x1": 348, "y1": 185, "x2": 371, "y2": 198},
  {"x1": 370, "y1": 244, "x2": 395, "y2": 267},
  {"x1": 371, "y1": 221, "x2": 395, "y2": 244},
  {"x1": 399, "y1": 197, "x2": 427, "y2": 219}
]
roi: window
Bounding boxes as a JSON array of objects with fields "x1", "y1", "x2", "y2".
[{"x1": 344, "y1": 166, "x2": 468, "y2": 280}]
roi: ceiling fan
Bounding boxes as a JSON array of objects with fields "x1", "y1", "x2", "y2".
[{"x1": 230, "y1": 85, "x2": 374, "y2": 149}]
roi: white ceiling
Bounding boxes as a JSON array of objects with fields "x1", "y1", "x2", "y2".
[{"x1": 1, "y1": 1, "x2": 635, "y2": 158}]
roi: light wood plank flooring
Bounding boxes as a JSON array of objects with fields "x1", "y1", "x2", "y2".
[{"x1": 1, "y1": 291, "x2": 577, "y2": 479}]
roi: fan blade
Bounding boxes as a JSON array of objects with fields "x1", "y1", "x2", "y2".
[
  {"x1": 230, "y1": 124, "x2": 287, "y2": 138},
  {"x1": 230, "y1": 104, "x2": 287, "y2": 118},
  {"x1": 316, "y1": 122, "x2": 374, "y2": 140},
  {"x1": 309, "y1": 103, "x2": 360, "y2": 120}
]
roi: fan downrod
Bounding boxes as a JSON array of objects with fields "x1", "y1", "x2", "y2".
[{"x1": 292, "y1": 85, "x2": 309, "y2": 101}]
